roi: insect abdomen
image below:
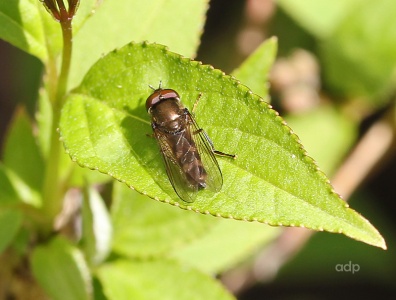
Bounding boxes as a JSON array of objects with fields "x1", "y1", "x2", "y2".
[{"x1": 168, "y1": 132, "x2": 207, "y2": 189}]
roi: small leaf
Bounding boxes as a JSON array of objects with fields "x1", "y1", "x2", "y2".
[
  {"x1": 111, "y1": 182, "x2": 215, "y2": 258},
  {"x1": 81, "y1": 186, "x2": 112, "y2": 266},
  {"x1": 97, "y1": 259, "x2": 235, "y2": 300},
  {"x1": 277, "y1": 0, "x2": 362, "y2": 38},
  {"x1": 3, "y1": 107, "x2": 44, "y2": 191},
  {"x1": 321, "y1": 0, "x2": 396, "y2": 103},
  {"x1": 0, "y1": 163, "x2": 20, "y2": 206},
  {"x1": 3, "y1": 108, "x2": 43, "y2": 207},
  {"x1": 276, "y1": 0, "x2": 396, "y2": 103},
  {"x1": 69, "y1": 0, "x2": 209, "y2": 88},
  {"x1": 173, "y1": 219, "x2": 280, "y2": 274},
  {"x1": 36, "y1": 88, "x2": 53, "y2": 158},
  {"x1": 36, "y1": 88, "x2": 110, "y2": 187},
  {"x1": 0, "y1": 0, "x2": 49, "y2": 61},
  {"x1": 31, "y1": 236, "x2": 92, "y2": 300},
  {"x1": 0, "y1": 0, "x2": 99, "y2": 61},
  {"x1": 0, "y1": 209, "x2": 22, "y2": 254},
  {"x1": 60, "y1": 42, "x2": 386, "y2": 249},
  {"x1": 232, "y1": 37, "x2": 277, "y2": 99}
]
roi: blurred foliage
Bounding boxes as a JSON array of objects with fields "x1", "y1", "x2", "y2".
[{"x1": 278, "y1": 0, "x2": 396, "y2": 107}]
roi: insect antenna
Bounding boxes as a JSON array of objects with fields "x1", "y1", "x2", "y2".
[{"x1": 148, "y1": 81, "x2": 162, "y2": 91}]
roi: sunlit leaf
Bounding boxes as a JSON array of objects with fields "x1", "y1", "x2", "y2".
[
  {"x1": 232, "y1": 37, "x2": 277, "y2": 100},
  {"x1": 277, "y1": 0, "x2": 362, "y2": 38},
  {"x1": 0, "y1": 0, "x2": 98, "y2": 61},
  {"x1": 173, "y1": 218, "x2": 280, "y2": 274},
  {"x1": 70, "y1": 0, "x2": 209, "y2": 88},
  {"x1": 60, "y1": 42, "x2": 386, "y2": 249},
  {"x1": 112, "y1": 182, "x2": 280, "y2": 273},
  {"x1": 97, "y1": 259, "x2": 235, "y2": 300},
  {"x1": 31, "y1": 236, "x2": 92, "y2": 300},
  {"x1": 0, "y1": 0, "x2": 48, "y2": 61},
  {"x1": 81, "y1": 186, "x2": 112, "y2": 266},
  {"x1": 0, "y1": 163, "x2": 20, "y2": 206},
  {"x1": 111, "y1": 182, "x2": 215, "y2": 258},
  {"x1": 3, "y1": 108, "x2": 43, "y2": 207},
  {"x1": 278, "y1": 0, "x2": 396, "y2": 104},
  {"x1": 36, "y1": 88, "x2": 111, "y2": 187},
  {"x1": 321, "y1": 0, "x2": 396, "y2": 104},
  {"x1": 36, "y1": 88, "x2": 52, "y2": 158}
]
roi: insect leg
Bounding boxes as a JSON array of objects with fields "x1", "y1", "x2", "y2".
[
  {"x1": 213, "y1": 150, "x2": 237, "y2": 159},
  {"x1": 192, "y1": 93, "x2": 203, "y2": 113},
  {"x1": 196, "y1": 128, "x2": 237, "y2": 159}
]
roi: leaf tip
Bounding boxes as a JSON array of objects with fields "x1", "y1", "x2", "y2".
[
  {"x1": 380, "y1": 240, "x2": 387, "y2": 250},
  {"x1": 364, "y1": 233, "x2": 387, "y2": 250},
  {"x1": 267, "y1": 36, "x2": 278, "y2": 44},
  {"x1": 366, "y1": 226, "x2": 387, "y2": 250}
]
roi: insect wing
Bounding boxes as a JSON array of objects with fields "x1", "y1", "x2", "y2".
[
  {"x1": 187, "y1": 113, "x2": 223, "y2": 193},
  {"x1": 153, "y1": 128, "x2": 197, "y2": 203},
  {"x1": 153, "y1": 112, "x2": 223, "y2": 203}
]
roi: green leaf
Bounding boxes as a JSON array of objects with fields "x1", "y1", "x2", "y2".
[
  {"x1": 285, "y1": 106, "x2": 357, "y2": 175},
  {"x1": 173, "y1": 218, "x2": 280, "y2": 274},
  {"x1": 277, "y1": 0, "x2": 362, "y2": 38},
  {"x1": 277, "y1": 194, "x2": 396, "y2": 284},
  {"x1": 36, "y1": 87, "x2": 111, "y2": 186},
  {"x1": 111, "y1": 182, "x2": 215, "y2": 258},
  {"x1": 0, "y1": 209, "x2": 22, "y2": 254},
  {"x1": 31, "y1": 236, "x2": 92, "y2": 300},
  {"x1": 232, "y1": 37, "x2": 277, "y2": 100},
  {"x1": 36, "y1": 88, "x2": 52, "y2": 158},
  {"x1": 67, "y1": 164, "x2": 112, "y2": 187},
  {"x1": 11, "y1": 226, "x2": 30, "y2": 256},
  {"x1": 3, "y1": 108, "x2": 43, "y2": 207},
  {"x1": 72, "y1": 0, "x2": 100, "y2": 32},
  {"x1": 70, "y1": 0, "x2": 209, "y2": 88},
  {"x1": 276, "y1": 0, "x2": 396, "y2": 103},
  {"x1": 0, "y1": 0, "x2": 97, "y2": 62},
  {"x1": 97, "y1": 259, "x2": 235, "y2": 300},
  {"x1": 112, "y1": 182, "x2": 279, "y2": 273},
  {"x1": 0, "y1": 163, "x2": 20, "y2": 206},
  {"x1": 321, "y1": 0, "x2": 396, "y2": 103},
  {"x1": 0, "y1": 0, "x2": 48, "y2": 61},
  {"x1": 81, "y1": 186, "x2": 112, "y2": 266},
  {"x1": 59, "y1": 42, "x2": 386, "y2": 249}
]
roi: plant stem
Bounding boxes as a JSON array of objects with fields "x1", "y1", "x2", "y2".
[{"x1": 42, "y1": 15, "x2": 73, "y2": 230}]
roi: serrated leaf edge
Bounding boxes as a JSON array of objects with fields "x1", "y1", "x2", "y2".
[{"x1": 60, "y1": 41, "x2": 386, "y2": 249}]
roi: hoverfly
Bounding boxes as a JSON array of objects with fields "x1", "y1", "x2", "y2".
[{"x1": 146, "y1": 84, "x2": 235, "y2": 203}]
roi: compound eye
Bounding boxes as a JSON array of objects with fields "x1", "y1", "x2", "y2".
[
  {"x1": 146, "y1": 91, "x2": 161, "y2": 111},
  {"x1": 145, "y1": 89, "x2": 180, "y2": 111},
  {"x1": 160, "y1": 89, "x2": 180, "y2": 100}
]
